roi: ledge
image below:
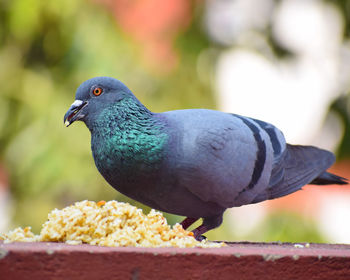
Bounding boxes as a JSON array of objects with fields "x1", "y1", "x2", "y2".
[{"x1": 1, "y1": 241, "x2": 350, "y2": 279}]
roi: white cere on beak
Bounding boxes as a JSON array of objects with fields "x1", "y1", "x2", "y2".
[{"x1": 72, "y1": 100, "x2": 84, "y2": 107}]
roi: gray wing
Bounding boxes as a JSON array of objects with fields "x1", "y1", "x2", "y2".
[
  {"x1": 163, "y1": 110, "x2": 278, "y2": 208},
  {"x1": 163, "y1": 109, "x2": 338, "y2": 208},
  {"x1": 248, "y1": 118, "x2": 287, "y2": 190}
]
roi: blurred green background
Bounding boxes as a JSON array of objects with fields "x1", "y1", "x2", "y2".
[{"x1": 0, "y1": 0, "x2": 349, "y2": 243}]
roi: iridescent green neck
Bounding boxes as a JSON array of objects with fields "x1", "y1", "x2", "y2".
[{"x1": 90, "y1": 97, "x2": 168, "y2": 174}]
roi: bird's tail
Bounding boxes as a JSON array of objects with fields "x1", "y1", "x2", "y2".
[
  {"x1": 252, "y1": 144, "x2": 347, "y2": 204},
  {"x1": 310, "y1": 171, "x2": 348, "y2": 185}
]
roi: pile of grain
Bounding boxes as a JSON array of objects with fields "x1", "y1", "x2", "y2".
[{"x1": 0, "y1": 200, "x2": 224, "y2": 248}]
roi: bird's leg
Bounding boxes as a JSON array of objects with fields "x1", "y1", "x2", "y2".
[
  {"x1": 192, "y1": 213, "x2": 224, "y2": 241},
  {"x1": 192, "y1": 225, "x2": 209, "y2": 241},
  {"x1": 180, "y1": 217, "x2": 198, "y2": 230}
]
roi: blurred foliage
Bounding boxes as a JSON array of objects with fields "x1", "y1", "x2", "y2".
[
  {"x1": 246, "y1": 212, "x2": 326, "y2": 243},
  {"x1": 331, "y1": 96, "x2": 350, "y2": 159},
  {"x1": 0, "y1": 0, "x2": 214, "y2": 232},
  {"x1": 0, "y1": 0, "x2": 349, "y2": 243},
  {"x1": 320, "y1": 0, "x2": 350, "y2": 160},
  {"x1": 326, "y1": 0, "x2": 350, "y2": 37}
]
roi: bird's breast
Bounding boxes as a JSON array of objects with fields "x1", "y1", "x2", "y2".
[{"x1": 91, "y1": 124, "x2": 169, "y2": 186}]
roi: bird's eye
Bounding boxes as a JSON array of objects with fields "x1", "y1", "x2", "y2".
[{"x1": 92, "y1": 87, "x2": 103, "y2": 96}]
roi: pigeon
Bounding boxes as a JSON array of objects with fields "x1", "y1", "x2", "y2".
[{"x1": 64, "y1": 77, "x2": 348, "y2": 240}]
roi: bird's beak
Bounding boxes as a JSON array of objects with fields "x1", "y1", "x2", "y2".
[{"x1": 64, "y1": 100, "x2": 88, "y2": 127}]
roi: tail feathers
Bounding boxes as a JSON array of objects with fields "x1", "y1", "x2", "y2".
[
  {"x1": 252, "y1": 144, "x2": 343, "y2": 204},
  {"x1": 310, "y1": 172, "x2": 348, "y2": 185}
]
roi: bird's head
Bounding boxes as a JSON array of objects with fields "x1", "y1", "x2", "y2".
[{"x1": 63, "y1": 77, "x2": 134, "y2": 127}]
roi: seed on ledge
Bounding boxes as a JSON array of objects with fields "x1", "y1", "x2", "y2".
[{"x1": 97, "y1": 200, "x2": 106, "y2": 207}]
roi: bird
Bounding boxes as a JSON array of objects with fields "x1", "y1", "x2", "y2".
[{"x1": 64, "y1": 76, "x2": 348, "y2": 240}]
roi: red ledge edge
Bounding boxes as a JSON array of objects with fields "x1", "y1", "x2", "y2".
[{"x1": 1, "y1": 241, "x2": 350, "y2": 280}]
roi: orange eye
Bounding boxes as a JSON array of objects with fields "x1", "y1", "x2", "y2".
[{"x1": 92, "y1": 87, "x2": 103, "y2": 96}]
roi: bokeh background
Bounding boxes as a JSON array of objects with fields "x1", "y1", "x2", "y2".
[{"x1": 0, "y1": 0, "x2": 350, "y2": 243}]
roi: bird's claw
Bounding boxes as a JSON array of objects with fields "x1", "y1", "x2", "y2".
[{"x1": 195, "y1": 234, "x2": 207, "y2": 241}]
